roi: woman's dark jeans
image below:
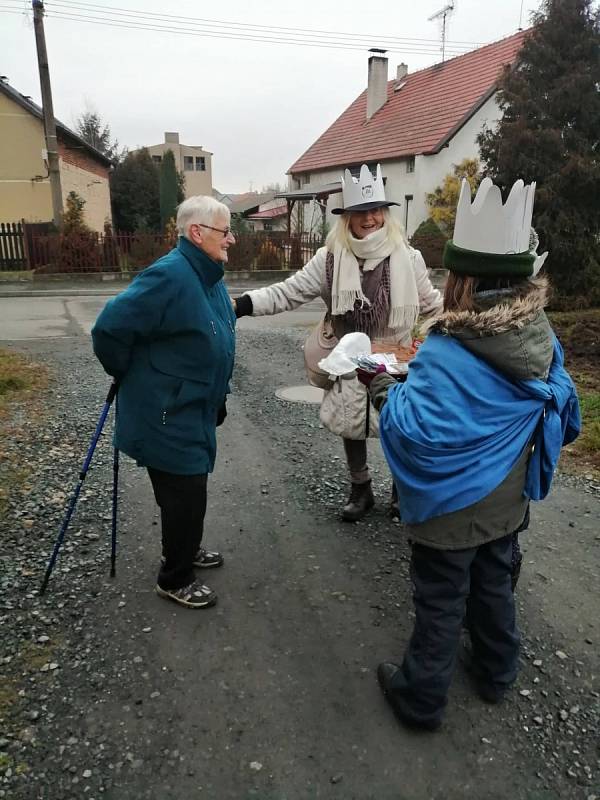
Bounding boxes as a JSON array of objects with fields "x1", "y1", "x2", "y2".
[{"x1": 147, "y1": 468, "x2": 207, "y2": 590}]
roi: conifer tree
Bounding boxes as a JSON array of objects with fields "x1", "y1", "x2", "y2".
[
  {"x1": 75, "y1": 110, "x2": 121, "y2": 161},
  {"x1": 159, "y1": 149, "x2": 179, "y2": 232},
  {"x1": 478, "y1": 0, "x2": 600, "y2": 304},
  {"x1": 110, "y1": 148, "x2": 160, "y2": 232}
]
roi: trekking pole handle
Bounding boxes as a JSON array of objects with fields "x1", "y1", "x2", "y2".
[{"x1": 106, "y1": 381, "x2": 119, "y2": 405}]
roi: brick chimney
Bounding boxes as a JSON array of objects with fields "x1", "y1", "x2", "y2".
[
  {"x1": 396, "y1": 63, "x2": 408, "y2": 81},
  {"x1": 164, "y1": 132, "x2": 180, "y2": 144},
  {"x1": 367, "y1": 49, "x2": 388, "y2": 121}
]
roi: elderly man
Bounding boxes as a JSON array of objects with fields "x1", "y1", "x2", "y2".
[{"x1": 92, "y1": 196, "x2": 236, "y2": 609}]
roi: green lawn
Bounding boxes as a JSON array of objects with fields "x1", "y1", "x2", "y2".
[{"x1": 0, "y1": 349, "x2": 47, "y2": 514}]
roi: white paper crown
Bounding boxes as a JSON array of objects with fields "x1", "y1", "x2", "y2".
[
  {"x1": 341, "y1": 164, "x2": 386, "y2": 208},
  {"x1": 453, "y1": 177, "x2": 547, "y2": 274}
]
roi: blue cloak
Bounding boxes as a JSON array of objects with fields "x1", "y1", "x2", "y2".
[{"x1": 379, "y1": 334, "x2": 581, "y2": 525}]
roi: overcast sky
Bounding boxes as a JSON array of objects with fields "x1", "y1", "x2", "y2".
[{"x1": 2, "y1": 0, "x2": 542, "y2": 192}]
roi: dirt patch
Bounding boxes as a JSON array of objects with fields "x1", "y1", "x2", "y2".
[
  {"x1": 0, "y1": 349, "x2": 47, "y2": 413},
  {"x1": 549, "y1": 310, "x2": 600, "y2": 473},
  {"x1": 550, "y1": 310, "x2": 600, "y2": 371}
]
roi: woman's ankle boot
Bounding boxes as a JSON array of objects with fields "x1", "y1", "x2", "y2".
[{"x1": 342, "y1": 480, "x2": 375, "y2": 522}]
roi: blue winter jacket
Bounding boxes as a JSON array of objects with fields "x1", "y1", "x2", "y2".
[
  {"x1": 91, "y1": 237, "x2": 236, "y2": 475},
  {"x1": 380, "y1": 333, "x2": 580, "y2": 524}
]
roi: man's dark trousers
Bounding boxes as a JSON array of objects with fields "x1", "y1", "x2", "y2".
[
  {"x1": 386, "y1": 533, "x2": 520, "y2": 727},
  {"x1": 147, "y1": 468, "x2": 207, "y2": 591}
]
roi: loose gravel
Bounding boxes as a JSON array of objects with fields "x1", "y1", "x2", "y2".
[{"x1": 0, "y1": 328, "x2": 598, "y2": 800}]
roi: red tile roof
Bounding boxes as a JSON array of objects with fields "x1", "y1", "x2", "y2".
[
  {"x1": 247, "y1": 205, "x2": 287, "y2": 219},
  {"x1": 289, "y1": 30, "x2": 529, "y2": 174}
]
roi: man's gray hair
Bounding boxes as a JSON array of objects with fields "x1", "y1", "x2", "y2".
[{"x1": 176, "y1": 195, "x2": 230, "y2": 237}]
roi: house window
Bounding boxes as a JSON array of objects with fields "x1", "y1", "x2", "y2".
[
  {"x1": 404, "y1": 195, "x2": 413, "y2": 231},
  {"x1": 406, "y1": 156, "x2": 415, "y2": 173},
  {"x1": 301, "y1": 174, "x2": 311, "y2": 186},
  {"x1": 152, "y1": 155, "x2": 162, "y2": 164},
  {"x1": 195, "y1": 156, "x2": 206, "y2": 171},
  {"x1": 263, "y1": 220, "x2": 273, "y2": 231},
  {"x1": 184, "y1": 155, "x2": 194, "y2": 171}
]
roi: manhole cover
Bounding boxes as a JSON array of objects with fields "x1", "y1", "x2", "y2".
[{"x1": 275, "y1": 385, "x2": 324, "y2": 404}]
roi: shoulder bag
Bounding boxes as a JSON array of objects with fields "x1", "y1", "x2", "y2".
[{"x1": 303, "y1": 316, "x2": 338, "y2": 390}]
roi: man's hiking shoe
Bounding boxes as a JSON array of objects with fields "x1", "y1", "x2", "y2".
[
  {"x1": 193, "y1": 548, "x2": 224, "y2": 569},
  {"x1": 156, "y1": 580, "x2": 217, "y2": 609}
]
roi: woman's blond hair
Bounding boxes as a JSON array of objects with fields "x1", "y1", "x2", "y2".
[{"x1": 325, "y1": 208, "x2": 408, "y2": 252}]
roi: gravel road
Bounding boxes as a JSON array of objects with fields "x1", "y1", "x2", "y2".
[{"x1": 0, "y1": 320, "x2": 598, "y2": 800}]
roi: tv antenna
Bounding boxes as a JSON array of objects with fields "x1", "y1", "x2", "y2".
[{"x1": 428, "y1": 3, "x2": 455, "y2": 62}]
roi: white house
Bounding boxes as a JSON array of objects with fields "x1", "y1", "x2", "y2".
[
  {"x1": 246, "y1": 197, "x2": 287, "y2": 232},
  {"x1": 283, "y1": 30, "x2": 528, "y2": 237}
]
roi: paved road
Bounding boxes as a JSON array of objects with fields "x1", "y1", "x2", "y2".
[
  {"x1": 0, "y1": 292, "x2": 326, "y2": 341},
  {"x1": 1, "y1": 291, "x2": 598, "y2": 800}
]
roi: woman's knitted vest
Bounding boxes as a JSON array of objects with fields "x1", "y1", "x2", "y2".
[{"x1": 324, "y1": 250, "x2": 391, "y2": 339}]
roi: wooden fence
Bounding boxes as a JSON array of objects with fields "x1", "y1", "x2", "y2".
[
  {"x1": 29, "y1": 230, "x2": 173, "y2": 274},
  {"x1": 7, "y1": 228, "x2": 323, "y2": 273},
  {"x1": 226, "y1": 232, "x2": 323, "y2": 271},
  {"x1": 0, "y1": 222, "x2": 27, "y2": 270},
  {"x1": 0, "y1": 222, "x2": 324, "y2": 273}
]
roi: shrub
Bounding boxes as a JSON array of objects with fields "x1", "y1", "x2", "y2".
[
  {"x1": 128, "y1": 230, "x2": 170, "y2": 271},
  {"x1": 102, "y1": 219, "x2": 119, "y2": 271},
  {"x1": 254, "y1": 238, "x2": 284, "y2": 269},
  {"x1": 164, "y1": 217, "x2": 179, "y2": 249},
  {"x1": 289, "y1": 236, "x2": 304, "y2": 269},
  {"x1": 48, "y1": 192, "x2": 100, "y2": 273},
  {"x1": 410, "y1": 218, "x2": 449, "y2": 270}
]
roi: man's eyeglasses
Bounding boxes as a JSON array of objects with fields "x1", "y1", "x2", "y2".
[{"x1": 195, "y1": 223, "x2": 232, "y2": 238}]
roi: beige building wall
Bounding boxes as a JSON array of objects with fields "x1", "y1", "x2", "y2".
[
  {"x1": 0, "y1": 90, "x2": 52, "y2": 222},
  {"x1": 59, "y1": 160, "x2": 111, "y2": 232},
  {"x1": 145, "y1": 133, "x2": 213, "y2": 198},
  {"x1": 0, "y1": 89, "x2": 112, "y2": 230}
]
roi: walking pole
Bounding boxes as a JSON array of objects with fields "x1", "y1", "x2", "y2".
[
  {"x1": 110, "y1": 395, "x2": 119, "y2": 578},
  {"x1": 40, "y1": 381, "x2": 118, "y2": 595}
]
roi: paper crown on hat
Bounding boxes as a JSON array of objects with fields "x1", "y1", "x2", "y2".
[
  {"x1": 331, "y1": 164, "x2": 399, "y2": 215},
  {"x1": 443, "y1": 177, "x2": 548, "y2": 278}
]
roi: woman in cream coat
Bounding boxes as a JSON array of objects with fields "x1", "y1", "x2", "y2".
[{"x1": 234, "y1": 164, "x2": 441, "y2": 521}]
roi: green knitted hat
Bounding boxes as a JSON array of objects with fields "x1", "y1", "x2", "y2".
[
  {"x1": 443, "y1": 240, "x2": 536, "y2": 278},
  {"x1": 445, "y1": 177, "x2": 547, "y2": 279}
]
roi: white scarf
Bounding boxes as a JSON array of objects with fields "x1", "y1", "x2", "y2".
[{"x1": 331, "y1": 224, "x2": 419, "y2": 335}]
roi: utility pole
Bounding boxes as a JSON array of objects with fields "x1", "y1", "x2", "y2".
[{"x1": 32, "y1": 0, "x2": 63, "y2": 227}]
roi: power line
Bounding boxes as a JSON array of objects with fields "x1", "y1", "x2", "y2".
[
  {"x1": 44, "y1": 0, "x2": 481, "y2": 47},
  {"x1": 36, "y1": 7, "x2": 470, "y2": 55},
  {"x1": 0, "y1": 1, "x2": 480, "y2": 55},
  {"x1": 1, "y1": 8, "x2": 473, "y2": 54}
]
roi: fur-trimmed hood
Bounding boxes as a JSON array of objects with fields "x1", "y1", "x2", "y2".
[
  {"x1": 424, "y1": 275, "x2": 549, "y2": 336},
  {"x1": 423, "y1": 276, "x2": 554, "y2": 381}
]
